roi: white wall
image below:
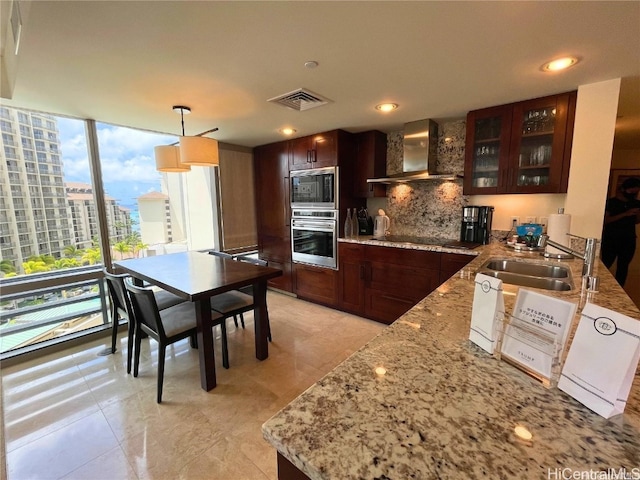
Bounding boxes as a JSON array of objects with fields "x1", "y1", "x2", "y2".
[
  {"x1": 470, "y1": 194, "x2": 566, "y2": 230},
  {"x1": 183, "y1": 166, "x2": 219, "y2": 251},
  {"x1": 565, "y1": 78, "x2": 621, "y2": 238}
]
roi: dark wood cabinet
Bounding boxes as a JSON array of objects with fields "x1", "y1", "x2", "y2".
[
  {"x1": 254, "y1": 141, "x2": 293, "y2": 292},
  {"x1": 255, "y1": 129, "x2": 358, "y2": 295},
  {"x1": 289, "y1": 131, "x2": 338, "y2": 170},
  {"x1": 365, "y1": 246, "x2": 440, "y2": 324},
  {"x1": 293, "y1": 263, "x2": 338, "y2": 306},
  {"x1": 354, "y1": 130, "x2": 387, "y2": 198},
  {"x1": 338, "y1": 243, "x2": 441, "y2": 324},
  {"x1": 337, "y1": 243, "x2": 366, "y2": 315},
  {"x1": 439, "y1": 252, "x2": 473, "y2": 284},
  {"x1": 464, "y1": 91, "x2": 577, "y2": 195}
]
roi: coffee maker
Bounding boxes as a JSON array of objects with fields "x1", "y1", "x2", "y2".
[{"x1": 460, "y1": 206, "x2": 494, "y2": 244}]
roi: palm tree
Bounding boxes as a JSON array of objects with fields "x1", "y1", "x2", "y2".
[
  {"x1": 125, "y1": 232, "x2": 141, "y2": 245},
  {"x1": 22, "y1": 260, "x2": 51, "y2": 274},
  {"x1": 52, "y1": 258, "x2": 80, "y2": 270},
  {"x1": 82, "y1": 247, "x2": 102, "y2": 265},
  {"x1": 133, "y1": 241, "x2": 149, "y2": 258},
  {"x1": 113, "y1": 241, "x2": 131, "y2": 260},
  {"x1": 63, "y1": 244, "x2": 83, "y2": 258},
  {"x1": 0, "y1": 260, "x2": 16, "y2": 275}
]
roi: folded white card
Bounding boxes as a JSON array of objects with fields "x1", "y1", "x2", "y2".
[
  {"x1": 469, "y1": 273, "x2": 504, "y2": 354},
  {"x1": 558, "y1": 302, "x2": 640, "y2": 419},
  {"x1": 500, "y1": 289, "x2": 577, "y2": 379}
]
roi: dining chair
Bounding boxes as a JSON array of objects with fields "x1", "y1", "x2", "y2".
[
  {"x1": 125, "y1": 281, "x2": 229, "y2": 403},
  {"x1": 235, "y1": 254, "x2": 272, "y2": 342},
  {"x1": 103, "y1": 269, "x2": 187, "y2": 374},
  {"x1": 207, "y1": 250, "x2": 254, "y2": 331}
]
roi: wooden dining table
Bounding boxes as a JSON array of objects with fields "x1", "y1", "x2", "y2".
[{"x1": 113, "y1": 251, "x2": 282, "y2": 391}]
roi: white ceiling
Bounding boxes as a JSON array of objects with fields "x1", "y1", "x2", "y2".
[{"x1": 3, "y1": 1, "x2": 640, "y2": 149}]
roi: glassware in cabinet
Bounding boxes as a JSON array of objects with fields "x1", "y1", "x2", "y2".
[{"x1": 464, "y1": 106, "x2": 512, "y2": 193}]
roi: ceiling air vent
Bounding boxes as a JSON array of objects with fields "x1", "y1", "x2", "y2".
[{"x1": 267, "y1": 88, "x2": 331, "y2": 111}]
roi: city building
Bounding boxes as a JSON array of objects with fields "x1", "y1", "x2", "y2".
[
  {"x1": 66, "y1": 182, "x2": 132, "y2": 250},
  {"x1": 0, "y1": 107, "x2": 133, "y2": 275},
  {"x1": 0, "y1": 107, "x2": 72, "y2": 271},
  {"x1": 137, "y1": 191, "x2": 173, "y2": 246}
]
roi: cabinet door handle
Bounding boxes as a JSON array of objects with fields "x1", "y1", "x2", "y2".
[
  {"x1": 360, "y1": 264, "x2": 365, "y2": 280},
  {"x1": 311, "y1": 149, "x2": 317, "y2": 163},
  {"x1": 306, "y1": 150, "x2": 311, "y2": 163},
  {"x1": 284, "y1": 177, "x2": 290, "y2": 225}
]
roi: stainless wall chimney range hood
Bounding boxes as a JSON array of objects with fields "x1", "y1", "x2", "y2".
[{"x1": 367, "y1": 119, "x2": 461, "y2": 184}]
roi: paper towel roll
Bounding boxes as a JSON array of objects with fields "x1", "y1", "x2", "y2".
[{"x1": 546, "y1": 212, "x2": 571, "y2": 255}]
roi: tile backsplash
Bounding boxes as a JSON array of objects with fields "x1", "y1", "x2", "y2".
[{"x1": 379, "y1": 119, "x2": 468, "y2": 240}]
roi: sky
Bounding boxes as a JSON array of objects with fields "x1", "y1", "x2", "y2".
[{"x1": 57, "y1": 117, "x2": 177, "y2": 208}]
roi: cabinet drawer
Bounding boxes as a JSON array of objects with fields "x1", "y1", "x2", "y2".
[
  {"x1": 338, "y1": 242, "x2": 365, "y2": 261},
  {"x1": 294, "y1": 264, "x2": 337, "y2": 306}
]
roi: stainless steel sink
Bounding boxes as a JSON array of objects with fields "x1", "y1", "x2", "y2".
[
  {"x1": 477, "y1": 258, "x2": 573, "y2": 291},
  {"x1": 482, "y1": 259, "x2": 570, "y2": 278},
  {"x1": 478, "y1": 270, "x2": 573, "y2": 291}
]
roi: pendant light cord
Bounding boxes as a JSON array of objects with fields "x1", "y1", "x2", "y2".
[{"x1": 167, "y1": 106, "x2": 218, "y2": 145}]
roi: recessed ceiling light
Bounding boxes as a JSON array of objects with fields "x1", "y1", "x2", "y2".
[
  {"x1": 542, "y1": 56, "x2": 579, "y2": 72},
  {"x1": 279, "y1": 127, "x2": 296, "y2": 136},
  {"x1": 304, "y1": 61, "x2": 319, "y2": 69},
  {"x1": 376, "y1": 103, "x2": 398, "y2": 112}
]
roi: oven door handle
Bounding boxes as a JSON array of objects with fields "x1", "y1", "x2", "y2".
[{"x1": 292, "y1": 223, "x2": 335, "y2": 232}]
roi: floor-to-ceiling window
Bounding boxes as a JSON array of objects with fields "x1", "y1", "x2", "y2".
[
  {"x1": 95, "y1": 122, "x2": 177, "y2": 260},
  {"x1": 0, "y1": 107, "x2": 212, "y2": 358}
]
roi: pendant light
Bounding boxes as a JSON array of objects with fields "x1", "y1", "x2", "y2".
[
  {"x1": 155, "y1": 105, "x2": 219, "y2": 172},
  {"x1": 155, "y1": 144, "x2": 190, "y2": 172}
]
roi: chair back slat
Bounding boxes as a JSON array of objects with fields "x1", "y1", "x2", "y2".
[
  {"x1": 104, "y1": 270, "x2": 133, "y2": 317},
  {"x1": 208, "y1": 250, "x2": 234, "y2": 259},
  {"x1": 125, "y1": 281, "x2": 167, "y2": 339},
  {"x1": 236, "y1": 255, "x2": 267, "y2": 267}
]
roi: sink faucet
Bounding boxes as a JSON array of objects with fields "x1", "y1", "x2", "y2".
[{"x1": 537, "y1": 234, "x2": 599, "y2": 292}]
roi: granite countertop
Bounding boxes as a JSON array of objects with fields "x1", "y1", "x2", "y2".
[
  {"x1": 263, "y1": 242, "x2": 640, "y2": 480},
  {"x1": 338, "y1": 235, "x2": 483, "y2": 256}
]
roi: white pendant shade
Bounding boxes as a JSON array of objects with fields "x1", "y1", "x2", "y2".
[
  {"x1": 155, "y1": 145, "x2": 191, "y2": 172},
  {"x1": 179, "y1": 136, "x2": 219, "y2": 166}
]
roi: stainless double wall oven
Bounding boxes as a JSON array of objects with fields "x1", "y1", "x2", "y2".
[{"x1": 290, "y1": 167, "x2": 338, "y2": 269}]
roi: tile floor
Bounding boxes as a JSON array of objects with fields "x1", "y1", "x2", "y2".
[{"x1": 1, "y1": 292, "x2": 385, "y2": 480}]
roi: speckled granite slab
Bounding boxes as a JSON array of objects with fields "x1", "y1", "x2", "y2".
[
  {"x1": 263, "y1": 243, "x2": 640, "y2": 480},
  {"x1": 339, "y1": 236, "x2": 482, "y2": 256}
]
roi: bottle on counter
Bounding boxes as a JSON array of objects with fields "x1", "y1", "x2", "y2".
[
  {"x1": 344, "y1": 208, "x2": 353, "y2": 238},
  {"x1": 353, "y1": 209, "x2": 360, "y2": 237}
]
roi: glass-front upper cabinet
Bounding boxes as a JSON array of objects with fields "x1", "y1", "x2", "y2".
[
  {"x1": 463, "y1": 92, "x2": 577, "y2": 195},
  {"x1": 508, "y1": 93, "x2": 575, "y2": 193},
  {"x1": 464, "y1": 105, "x2": 512, "y2": 194}
]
